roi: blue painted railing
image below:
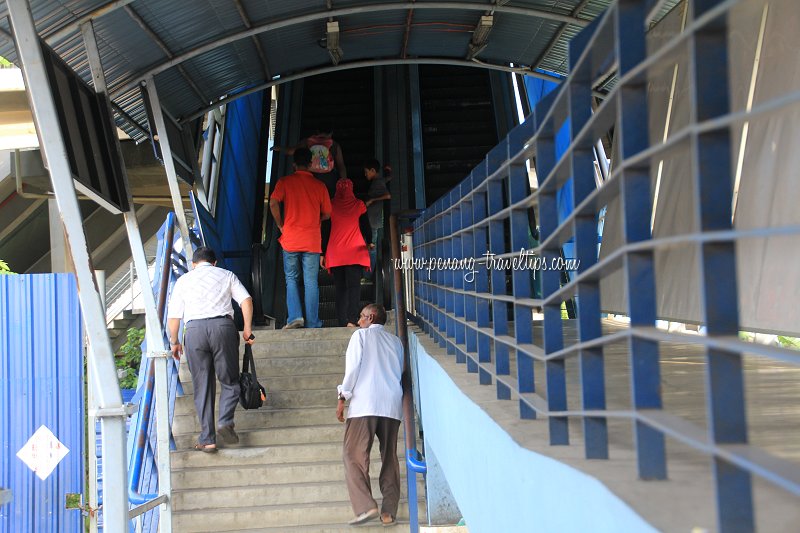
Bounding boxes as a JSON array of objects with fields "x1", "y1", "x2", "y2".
[
  {"x1": 124, "y1": 213, "x2": 187, "y2": 531},
  {"x1": 409, "y1": 1, "x2": 800, "y2": 532}
]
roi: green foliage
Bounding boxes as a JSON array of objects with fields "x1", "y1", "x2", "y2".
[
  {"x1": 777, "y1": 336, "x2": 800, "y2": 349},
  {"x1": 117, "y1": 327, "x2": 145, "y2": 390},
  {"x1": 0, "y1": 259, "x2": 15, "y2": 274},
  {"x1": 0, "y1": 56, "x2": 12, "y2": 68}
]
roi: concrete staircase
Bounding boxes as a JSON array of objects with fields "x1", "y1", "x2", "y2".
[{"x1": 171, "y1": 326, "x2": 422, "y2": 532}]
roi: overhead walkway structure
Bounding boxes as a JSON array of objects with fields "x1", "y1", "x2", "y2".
[{"x1": 2, "y1": 1, "x2": 800, "y2": 533}]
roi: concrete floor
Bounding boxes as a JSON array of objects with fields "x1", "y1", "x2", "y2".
[{"x1": 412, "y1": 319, "x2": 800, "y2": 532}]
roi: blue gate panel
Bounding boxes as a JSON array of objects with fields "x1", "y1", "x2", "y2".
[
  {"x1": 0, "y1": 274, "x2": 85, "y2": 533},
  {"x1": 215, "y1": 92, "x2": 266, "y2": 288}
]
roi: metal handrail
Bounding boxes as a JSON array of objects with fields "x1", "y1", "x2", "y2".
[
  {"x1": 126, "y1": 212, "x2": 184, "y2": 521},
  {"x1": 388, "y1": 214, "x2": 427, "y2": 533}
]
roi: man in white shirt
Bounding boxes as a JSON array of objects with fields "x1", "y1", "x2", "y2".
[
  {"x1": 167, "y1": 246, "x2": 255, "y2": 453},
  {"x1": 336, "y1": 303, "x2": 404, "y2": 526}
]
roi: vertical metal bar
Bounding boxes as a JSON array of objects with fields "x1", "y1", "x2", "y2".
[
  {"x1": 535, "y1": 110, "x2": 568, "y2": 445},
  {"x1": 487, "y1": 173, "x2": 510, "y2": 400},
  {"x1": 508, "y1": 160, "x2": 535, "y2": 419},
  {"x1": 390, "y1": 214, "x2": 424, "y2": 532},
  {"x1": 145, "y1": 76, "x2": 194, "y2": 260},
  {"x1": 472, "y1": 171, "x2": 492, "y2": 386},
  {"x1": 87, "y1": 270, "x2": 105, "y2": 533},
  {"x1": 568, "y1": 28, "x2": 608, "y2": 459},
  {"x1": 200, "y1": 110, "x2": 216, "y2": 198},
  {"x1": 83, "y1": 21, "x2": 173, "y2": 528},
  {"x1": 688, "y1": 1, "x2": 753, "y2": 529},
  {"x1": 409, "y1": 65, "x2": 426, "y2": 209},
  {"x1": 149, "y1": 352, "x2": 173, "y2": 533},
  {"x1": 6, "y1": 3, "x2": 128, "y2": 531},
  {"x1": 616, "y1": 0, "x2": 666, "y2": 480}
]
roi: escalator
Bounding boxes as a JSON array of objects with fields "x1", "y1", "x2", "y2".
[
  {"x1": 418, "y1": 65, "x2": 501, "y2": 205},
  {"x1": 262, "y1": 68, "x2": 377, "y2": 328},
  {"x1": 300, "y1": 68, "x2": 376, "y2": 327}
]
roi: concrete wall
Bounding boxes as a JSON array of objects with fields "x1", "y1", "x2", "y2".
[{"x1": 411, "y1": 332, "x2": 656, "y2": 533}]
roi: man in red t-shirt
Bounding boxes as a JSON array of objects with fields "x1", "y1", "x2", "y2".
[{"x1": 270, "y1": 147, "x2": 332, "y2": 329}]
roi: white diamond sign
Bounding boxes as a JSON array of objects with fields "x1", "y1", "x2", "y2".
[{"x1": 16, "y1": 425, "x2": 69, "y2": 481}]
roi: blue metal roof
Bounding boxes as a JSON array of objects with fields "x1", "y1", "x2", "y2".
[{"x1": 0, "y1": 0, "x2": 679, "y2": 142}]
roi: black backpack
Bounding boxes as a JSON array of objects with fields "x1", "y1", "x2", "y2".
[{"x1": 239, "y1": 344, "x2": 266, "y2": 410}]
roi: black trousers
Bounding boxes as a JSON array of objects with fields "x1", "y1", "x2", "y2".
[{"x1": 331, "y1": 265, "x2": 363, "y2": 326}]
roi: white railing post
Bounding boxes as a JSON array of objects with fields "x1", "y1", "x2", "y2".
[
  {"x1": 81, "y1": 19, "x2": 174, "y2": 529},
  {"x1": 144, "y1": 76, "x2": 194, "y2": 262},
  {"x1": 147, "y1": 350, "x2": 173, "y2": 532}
]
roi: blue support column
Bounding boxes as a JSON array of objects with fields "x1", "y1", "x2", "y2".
[
  {"x1": 616, "y1": 0, "x2": 666, "y2": 480},
  {"x1": 690, "y1": 1, "x2": 753, "y2": 530}
]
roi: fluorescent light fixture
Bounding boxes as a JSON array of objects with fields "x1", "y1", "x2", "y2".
[
  {"x1": 326, "y1": 20, "x2": 343, "y2": 65},
  {"x1": 467, "y1": 15, "x2": 493, "y2": 60}
]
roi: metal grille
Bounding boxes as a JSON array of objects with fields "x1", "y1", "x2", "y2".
[{"x1": 410, "y1": 0, "x2": 800, "y2": 530}]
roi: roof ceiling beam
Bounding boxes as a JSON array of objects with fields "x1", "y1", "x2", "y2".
[
  {"x1": 108, "y1": 1, "x2": 590, "y2": 98},
  {"x1": 123, "y1": 5, "x2": 209, "y2": 105},
  {"x1": 181, "y1": 57, "x2": 583, "y2": 122},
  {"x1": 529, "y1": 0, "x2": 592, "y2": 72},
  {"x1": 232, "y1": 0, "x2": 272, "y2": 80}
]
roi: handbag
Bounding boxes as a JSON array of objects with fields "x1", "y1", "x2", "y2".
[{"x1": 239, "y1": 344, "x2": 266, "y2": 410}]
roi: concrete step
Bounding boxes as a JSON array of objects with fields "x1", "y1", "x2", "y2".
[
  {"x1": 171, "y1": 440, "x2": 412, "y2": 469},
  {"x1": 248, "y1": 339, "x2": 351, "y2": 357},
  {"x1": 171, "y1": 460, "x2": 411, "y2": 490},
  {"x1": 181, "y1": 373, "x2": 342, "y2": 395},
  {"x1": 172, "y1": 407, "x2": 334, "y2": 436},
  {"x1": 172, "y1": 478, "x2": 425, "y2": 511},
  {"x1": 178, "y1": 355, "x2": 345, "y2": 381},
  {"x1": 175, "y1": 388, "x2": 334, "y2": 414},
  {"x1": 251, "y1": 327, "x2": 358, "y2": 342},
  {"x1": 172, "y1": 500, "x2": 422, "y2": 532},
  {"x1": 173, "y1": 424, "x2": 344, "y2": 450}
]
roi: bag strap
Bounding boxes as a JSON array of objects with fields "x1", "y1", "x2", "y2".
[{"x1": 242, "y1": 344, "x2": 257, "y2": 381}]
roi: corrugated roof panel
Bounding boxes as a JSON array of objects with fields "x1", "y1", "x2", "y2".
[
  {"x1": 0, "y1": 274, "x2": 85, "y2": 533},
  {"x1": 133, "y1": 0, "x2": 246, "y2": 56},
  {"x1": 260, "y1": 23, "x2": 331, "y2": 77},
  {"x1": 93, "y1": 8, "x2": 173, "y2": 88},
  {"x1": 483, "y1": 13, "x2": 561, "y2": 66},
  {"x1": 0, "y1": 0, "x2": 618, "y2": 132},
  {"x1": 152, "y1": 68, "x2": 203, "y2": 117},
  {"x1": 238, "y1": 0, "x2": 326, "y2": 24}
]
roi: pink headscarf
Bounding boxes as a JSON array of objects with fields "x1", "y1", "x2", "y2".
[{"x1": 332, "y1": 178, "x2": 365, "y2": 218}]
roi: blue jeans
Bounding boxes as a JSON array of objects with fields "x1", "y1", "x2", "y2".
[
  {"x1": 282, "y1": 251, "x2": 322, "y2": 328},
  {"x1": 366, "y1": 228, "x2": 380, "y2": 279}
]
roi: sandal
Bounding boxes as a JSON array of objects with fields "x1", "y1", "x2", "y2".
[
  {"x1": 193, "y1": 443, "x2": 217, "y2": 453},
  {"x1": 380, "y1": 513, "x2": 396, "y2": 527}
]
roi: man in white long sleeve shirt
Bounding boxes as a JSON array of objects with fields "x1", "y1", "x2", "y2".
[{"x1": 336, "y1": 303, "x2": 404, "y2": 527}]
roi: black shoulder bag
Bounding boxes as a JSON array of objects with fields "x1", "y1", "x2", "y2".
[{"x1": 239, "y1": 344, "x2": 266, "y2": 409}]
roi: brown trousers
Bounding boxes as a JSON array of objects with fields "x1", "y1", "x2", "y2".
[{"x1": 343, "y1": 416, "x2": 402, "y2": 516}]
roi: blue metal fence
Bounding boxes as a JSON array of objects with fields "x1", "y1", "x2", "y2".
[
  {"x1": 123, "y1": 213, "x2": 186, "y2": 532},
  {"x1": 0, "y1": 274, "x2": 84, "y2": 533},
  {"x1": 410, "y1": 1, "x2": 800, "y2": 531}
]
